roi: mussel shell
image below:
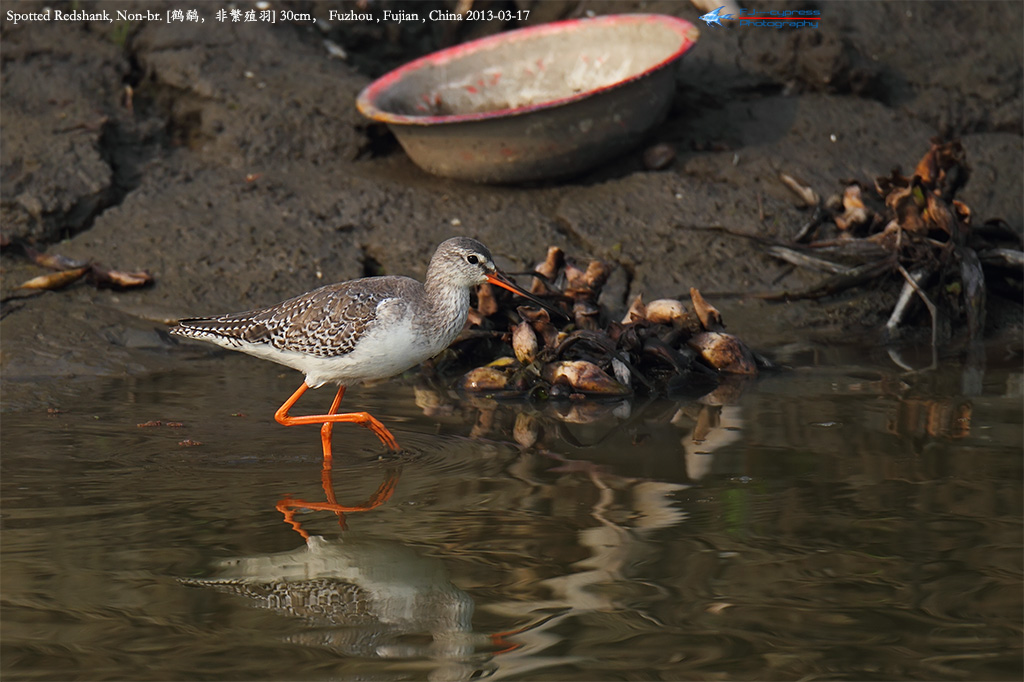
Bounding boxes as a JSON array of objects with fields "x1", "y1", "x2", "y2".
[
  {"x1": 542, "y1": 360, "x2": 631, "y2": 395},
  {"x1": 462, "y1": 366, "x2": 510, "y2": 391},
  {"x1": 512, "y1": 320, "x2": 539, "y2": 365},
  {"x1": 688, "y1": 332, "x2": 758, "y2": 375}
]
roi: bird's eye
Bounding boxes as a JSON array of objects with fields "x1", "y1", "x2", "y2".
[{"x1": 466, "y1": 255, "x2": 479, "y2": 265}]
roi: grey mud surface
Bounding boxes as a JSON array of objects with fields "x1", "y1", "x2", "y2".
[{"x1": 2, "y1": 1, "x2": 1022, "y2": 407}]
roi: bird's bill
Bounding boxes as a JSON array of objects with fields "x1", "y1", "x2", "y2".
[{"x1": 486, "y1": 271, "x2": 564, "y2": 319}]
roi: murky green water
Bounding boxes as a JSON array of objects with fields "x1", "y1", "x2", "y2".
[{"x1": 2, "y1": 347, "x2": 1021, "y2": 680}]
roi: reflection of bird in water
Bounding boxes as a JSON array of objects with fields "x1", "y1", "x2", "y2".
[
  {"x1": 182, "y1": 535, "x2": 480, "y2": 667},
  {"x1": 171, "y1": 237, "x2": 546, "y2": 460}
]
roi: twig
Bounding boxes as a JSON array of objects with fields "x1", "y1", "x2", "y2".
[
  {"x1": 957, "y1": 246, "x2": 987, "y2": 343},
  {"x1": 897, "y1": 263, "x2": 938, "y2": 349},
  {"x1": 884, "y1": 267, "x2": 929, "y2": 342},
  {"x1": 755, "y1": 258, "x2": 892, "y2": 301},
  {"x1": 792, "y1": 205, "x2": 827, "y2": 243},
  {"x1": 766, "y1": 245, "x2": 851, "y2": 275},
  {"x1": 977, "y1": 248, "x2": 1024, "y2": 269}
]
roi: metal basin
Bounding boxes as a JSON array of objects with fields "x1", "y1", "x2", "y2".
[{"x1": 356, "y1": 14, "x2": 700, "y2": 183}]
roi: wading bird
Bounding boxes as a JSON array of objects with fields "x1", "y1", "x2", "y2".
[{"x1": 172, "y1": 237, "x2": 546, "y2": 460}]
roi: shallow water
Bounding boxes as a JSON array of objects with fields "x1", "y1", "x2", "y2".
[{"x1": 2, "y1": 347, "x2": 1021, "y2": 681}]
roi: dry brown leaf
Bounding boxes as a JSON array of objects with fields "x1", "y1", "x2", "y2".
[
  {"x1": 621, "y1": 294, "x2": 646, "y2": 324},
  {"x1": 913, "y1": 139, "x2": 966, "y2": 190},
  {"x1": 572, "y1": 299, "x2": 600, "y2": 331},
  {"x1": 690, "y1": 288, "x2": 724, "y2": 332},
  {"x1": 578, "y1": 260, "x2": 612, "y2": 295},
  {"x1": 24, "y1": 247, "x2": 88, "y2": 271},
  {"x1": 475, "y1": 282, "x2": 499, "y2": 316},
  {"x1": 17, "y1": 267, "x2": 89, "y2": 290},
  {"x1": 519, "y1": 306, "x2": 559, "y2": 348},
  {"x1": 531, "y1": 246, "x2": 564, "y2": 294},
  {"x1": 98, "y1": 269, "x2": 153, "y2": 288},
  {"x1": 779, "y1": 172, "x2": 820, "y2": 207},
  {"x1": 643, "y1": 143, "x2": 676, "y2": 170},
  {"x1": 885, "y1": 182, "x2": 927, "y2": 234},
  {"x1": 925, "y1": 193, "x2": 956, "y2": 236},
  {"x1": 835, "y1": 183, "x2": 873, "y2": 232}
]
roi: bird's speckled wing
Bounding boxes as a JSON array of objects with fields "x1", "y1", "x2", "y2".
[{"x1": 173, "y1": 278, "x2": 411, "y2": 357}]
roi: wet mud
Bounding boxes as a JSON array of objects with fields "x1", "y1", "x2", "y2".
[{"x1": 1, "y1": 1, "x2": 1021, "y2": 407}]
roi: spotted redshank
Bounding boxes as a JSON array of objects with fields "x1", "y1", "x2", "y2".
[{"x1": 171, "y1": 237, "x2": 545, "y2": 458}]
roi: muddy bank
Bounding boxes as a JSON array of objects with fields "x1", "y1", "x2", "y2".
[{"x1": 1, "y1": 1, "x2": 1021, "y2": 407}]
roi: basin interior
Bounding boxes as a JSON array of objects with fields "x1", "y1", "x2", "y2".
[{"x1": 373, "y1": 17, "x2": 690, "y2": 118}]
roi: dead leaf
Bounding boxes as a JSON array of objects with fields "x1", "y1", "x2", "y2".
[
  {"x1": 566, "y1": 259, "x2": 612, "y2": 298},
  {"x1": 519, "y1": 306, "x2": 559, "y2": 348},
  {"x1": 17, "y1": 267, "x2": 89, "y2": 290},
  {"x1": 531, "y1": 246, "x2": 564, "y2": 294},
  {"x1": 90, "y1": 267, "x2": 153, "y2": 288},
  {"x1": 842, "y1": 183, "x2": 866, "y2": 211},
  {"x1": 834, "y1": 183, "x2": 872, "y2": 231},
  {"x1": 572, "y1": 299, "x2": 600, "y2": 331},
  {"x1": 779, "y1": 172, "x2": 820, "y2": 207},
  {"x1": 885, "y1": 181, "x2": 927, "y2": 234},
  {"x1": 475, "y1": 282, "x2": 499, "y2": 316},
  {"x1": 952, "y1": 200, "x2": 971, "y2": 230},
  {"x1": 621, "y1": 294, "x2": 646, "y2": 324},
  {"x1": 24, "y1": 247, "x2": 89, "y2": 271},
  {"x1": 690, "y1": 287, "x2": 724, "y2": 332},
  {"x1": 913, "y1": 139, "x2": 967, "y2": 192},
  {"x1": 924, "y1": 193, "x2": 956, "y2": 236}
]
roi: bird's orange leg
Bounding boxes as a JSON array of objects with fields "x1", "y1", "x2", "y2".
[
  {"x1": 274, "y1": 383, "x2": 400, "y2": 453},
  {"x1": 318, "y1": 386, "x2": 347, "y2": 467}
]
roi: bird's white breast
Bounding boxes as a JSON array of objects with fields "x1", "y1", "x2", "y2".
[{"x1": 291, "y1": 296, "x2": 438, "y2": 388}]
